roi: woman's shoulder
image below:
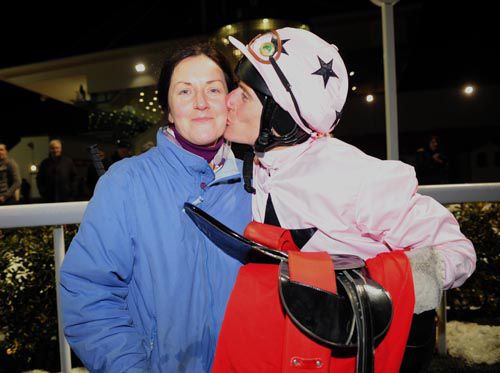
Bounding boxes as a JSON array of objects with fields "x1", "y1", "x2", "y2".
[
  {"x1": 106, "y1": 148, "x2": 161, "y2": 176},
  {"x1": 106, "y1": 156, "x2": 137, "y2": 179}
]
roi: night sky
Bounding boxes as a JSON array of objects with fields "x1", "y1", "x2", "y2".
[
  {"x1": 0, "y1": 0, "x2": 498, "y2": 182},
  {"x1": 1, "y1": 0, "x2": 497, "y2": 91}
]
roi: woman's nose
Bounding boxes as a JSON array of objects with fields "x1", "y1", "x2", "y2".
[{"x1": 194, "y1": 91, "x2": 208, "y2": 110}]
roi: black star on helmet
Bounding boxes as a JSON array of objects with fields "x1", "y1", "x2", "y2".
[
  {"x1": 271, "y1": 37, "x2": 290, "y2": 56},
  {"x1": 312, "y1": 56, "x2": 338, "y2": 88}
]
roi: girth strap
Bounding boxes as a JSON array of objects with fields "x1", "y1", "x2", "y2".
[{"x1": 337, "y1": 270, "x2": 374, "y2": 372}]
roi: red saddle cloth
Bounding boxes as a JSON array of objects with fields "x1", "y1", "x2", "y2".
[
  {"x1": 212, "y1": 223, "x2": 415, "y2": 373},
  {"x1": 244, "y1": 221, "x2": 300, "y2": 253}
]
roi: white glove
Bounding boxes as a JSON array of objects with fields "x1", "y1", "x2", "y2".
[{"x1": 405, "y1": 247, "x2": 445, "y2": 314}]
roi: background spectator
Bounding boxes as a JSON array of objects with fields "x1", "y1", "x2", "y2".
[
  {"x1": 36, "y1": 139, "x2": 78, "y2": 202},
  {"x1": 110, "y1": 139, "x2": 133, "y2": 164},
  {"x1": 415, "y1": 134, "x2": 450, "y2": 184},
  {"x1": 0, "y1": 142, "x2": 21, "y2": 205},
  {"x1": 86, "y1": 145, "x2": 112, "y2": 197},
  {"x1": 140, "y1": 140, "x2": 155, "y2": 153}
]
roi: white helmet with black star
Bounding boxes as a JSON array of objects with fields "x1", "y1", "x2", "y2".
[{"x1": 229, "y1": 27, "x2": 349, "y2": 135}]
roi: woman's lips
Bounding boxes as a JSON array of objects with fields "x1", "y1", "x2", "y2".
[{"x1": 192, "y1": 117, "x2": 213, "y2": 123}]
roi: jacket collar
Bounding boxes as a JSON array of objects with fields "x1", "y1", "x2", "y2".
[
  {"x1": 256, "y1": 136, "x2": 316, "y2": 171},
  {"x1": 156, "y1": 128, "x2": 241, "y2": 183}
]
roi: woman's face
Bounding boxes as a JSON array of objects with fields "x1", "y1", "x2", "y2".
[
  {"x1": 168, "y1": 54, "x2": 228, "y2": 146},
  {"x1": 224, "y1": 82, "x2": 262, "y2": 145}
]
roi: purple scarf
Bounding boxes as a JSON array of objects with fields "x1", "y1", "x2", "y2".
[{"x1": 172, "y1": 126, "x2": 224, "y2": 162}]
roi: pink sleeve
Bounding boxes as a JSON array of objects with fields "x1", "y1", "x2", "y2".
[{"x1": 355, "y1": 161, "x2": 476, "y2": 289}]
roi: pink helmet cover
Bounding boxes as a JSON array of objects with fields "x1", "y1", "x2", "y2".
[{"x1": 229, "y1": 27, "x2": 349, "y2": 134}]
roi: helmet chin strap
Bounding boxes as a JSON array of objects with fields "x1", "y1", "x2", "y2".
[{"x1": 254, "y1": 95, "x2": 309, "y2": 153}]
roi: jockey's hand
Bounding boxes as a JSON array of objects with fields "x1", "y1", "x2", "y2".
[{"x1": 405, "y1": 247, "x2": 445, "y2": 314}]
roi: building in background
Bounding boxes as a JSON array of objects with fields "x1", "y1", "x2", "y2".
[{"x1": 1, "y1": 1, "x2": 498, "y2": 187}]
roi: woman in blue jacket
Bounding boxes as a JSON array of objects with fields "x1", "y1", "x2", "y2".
[{"x1": 60, "y1": 43, "x2": 252, "y2": 373}]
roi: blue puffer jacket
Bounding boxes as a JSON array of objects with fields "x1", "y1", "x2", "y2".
[{"x1": 60, "y1": 129, "x2": 252, "y2": 372}]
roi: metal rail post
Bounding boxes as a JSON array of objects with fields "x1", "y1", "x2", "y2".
[{"x1": 53, "y1": 225, "x2": 72, "y2": 373}]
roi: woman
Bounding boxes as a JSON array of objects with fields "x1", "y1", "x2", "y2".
[
  {"x1": 215, "y1": 28, "x2": 476, "y2": 372},
  {"x1": 60, "y1": 43, "x2": 252, "y2": 373}
]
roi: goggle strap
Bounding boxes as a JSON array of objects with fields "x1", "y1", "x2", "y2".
[{"x1": 269, "y1": 57, "x2": 315, "y2": 134}]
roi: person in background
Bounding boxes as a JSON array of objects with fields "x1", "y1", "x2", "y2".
[
  {"x1": 0, "y1": 142, "x2": 21, "y2": 205},
  {"x1": 60, "y1": 42, "x2": 252, "y2": 372},
  {"x1": 86, "y1": 145, "x2": 112, "y2": 197},
  {"x1": 36, "y1": 139, "x2": 77, "y2": 202},
  {"x1": 141, "y1": 140, "x2": 155, "y2": 153},
  {"x1": 110, "y1": 138, "x2": 133, "y2": 164},
  {"x1": 216, "y1": 27, "x2": 476, "y2": 372},
  {"x1": 415, "y1": 134, "x2": 450, "y2": 184}
]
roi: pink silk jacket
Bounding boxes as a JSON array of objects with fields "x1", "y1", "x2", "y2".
[{"x1": 252, "y1": 136, "x2": 476, "y2": 289}]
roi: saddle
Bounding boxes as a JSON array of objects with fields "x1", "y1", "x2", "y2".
[
  {"x1": 244, "y1": 220, "x2": 393, "y2": 372},
  {"x1": 183, "y1": 203, "x2": 393, "y2": 373},
  {"x1": 279, "y1": 254, "x2": 392, "y2": 372}
]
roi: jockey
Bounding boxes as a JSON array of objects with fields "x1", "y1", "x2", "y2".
[{"x1": 217, "y1": 27, "x2": 476, "y2": 372}]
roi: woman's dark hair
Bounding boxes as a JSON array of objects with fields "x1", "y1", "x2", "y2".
[{"x1": 157, "y1": 42, "x2": 235, "y2": 115}]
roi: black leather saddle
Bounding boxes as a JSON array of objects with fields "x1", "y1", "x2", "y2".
[
  {"x1": 279, "y1": 254, "x2": 393, "y2": 373},
  {"x1": 183, "y1": 203, "x2": 393, "y2": 373}
]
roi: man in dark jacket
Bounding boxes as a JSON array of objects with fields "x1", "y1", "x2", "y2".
[{"x1": 36, "y1": 139, "x2": 77, "y2": 202}]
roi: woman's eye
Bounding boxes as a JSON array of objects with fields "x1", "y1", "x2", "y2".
[
  {"x1": 179, "y1": 89, "x2": 190, "y2": 95},
  {"x1": 208, "y1": 87, "x2": 222, "y2": 94}
]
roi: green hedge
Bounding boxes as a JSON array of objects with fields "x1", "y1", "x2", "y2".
[
  {"x1": 0, "y1": 225, "x2": 78, "y2": 373},
  {"x1": 0, "y1": 203, "x2": 498, "y2": 371},
  {"x1": 446, "y1": 203, "x2": 500, "y2": 324}
]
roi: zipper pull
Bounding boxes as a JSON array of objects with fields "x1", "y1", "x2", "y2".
[{"x1": 191, "y1": 196, "x2": 204, "y2": 206}]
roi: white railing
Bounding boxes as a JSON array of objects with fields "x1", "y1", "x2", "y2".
[
  {"x1": 0, "y1": 182, "x2": 499, "y2": 371},
  {"x1": 0, "y1": 201, "x2": 87, "y2": 229},
  {"x1": 418, "y1": 182, "x2": 500, "y2": 204},
  {"x1": 0, "y1": 201, "x2": 87, "y2": 373}
]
